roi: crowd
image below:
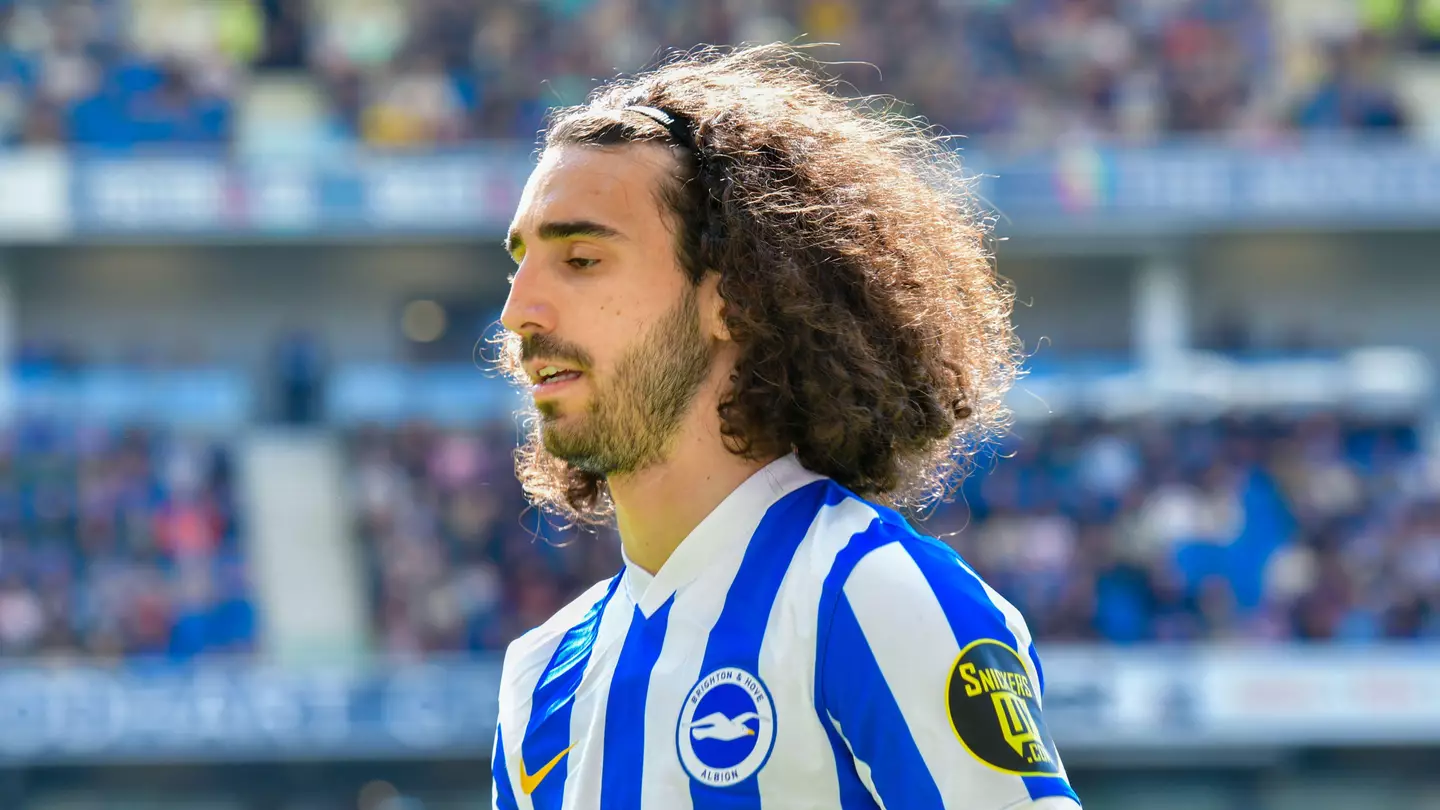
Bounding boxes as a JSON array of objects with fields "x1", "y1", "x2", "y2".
[
  {"x1": 943, "y1": 412, "x2": 1438, "y2": 642},
  {"x1": 348, "y1": 419, "x2": 618, "y2": 658},
  {"x1": 0, "y1": 0, "x2": 1431, "y2": 151},
  {"x1": 0, "y1": 419, "x2": 253, "y2": 661},
  {"x1": 0, "y1": 366, "x2": 1428, "y2": 662},
  {"x1": 348, "y1": 410, "x2": 1440, "y2": 659}
]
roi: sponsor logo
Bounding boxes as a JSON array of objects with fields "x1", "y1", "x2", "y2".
[{"x1": 947, "y1": 639, "x2": 1061, "y2": 776}]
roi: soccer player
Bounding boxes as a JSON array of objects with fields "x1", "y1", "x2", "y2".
[{"x1": 492, "y1": 44, "x2": 1081, "y2": 810}]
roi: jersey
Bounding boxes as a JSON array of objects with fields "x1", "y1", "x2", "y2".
[{"x1": 491, "y1": 454, "x2": 1082, "y2": 810}]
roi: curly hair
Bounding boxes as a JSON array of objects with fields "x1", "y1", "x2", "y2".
[{"x1": 502, "y1": 43, "x2": 1022, "y2": 522}]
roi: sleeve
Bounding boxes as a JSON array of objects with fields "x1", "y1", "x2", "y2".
[
  {"x1": 492, "y1": 639, "x2": 525, "y2": 810},
  {"x1": 492, "y1": 722, "x2": 522, "y2": 810},
  {"x1": 818, "y1": 535, "x2": 1081, "y2": 810}
]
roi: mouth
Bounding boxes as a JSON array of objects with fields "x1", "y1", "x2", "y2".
[{"x1": 531, "y1": 364, "x2": 585, "y2": 394}]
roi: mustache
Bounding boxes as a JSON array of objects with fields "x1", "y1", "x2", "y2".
[{"x1": 519, "y1": 333, "x2": 594, "y2": 370}]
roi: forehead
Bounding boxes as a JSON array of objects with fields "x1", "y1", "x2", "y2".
[{"x1": 511, "y1": 143, "x2": 679, "y2": 236}]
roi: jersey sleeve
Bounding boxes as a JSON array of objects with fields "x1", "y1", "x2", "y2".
[
  {"x1": 492, "y1": 723, "x2": 521, "y2": 810},
  {"x1": 817, "y1": 531, "x2": 1081, "y2": 810},
  {"x1": 492, "y1": 636, "x2": 528, "y2": 810}
]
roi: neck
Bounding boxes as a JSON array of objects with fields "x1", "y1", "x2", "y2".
[{"x1": 609, "y1": 426, "x2": 776, "y2": 576}]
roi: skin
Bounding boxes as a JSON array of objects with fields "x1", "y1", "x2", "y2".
[{"x1": 502, "y1": 143, "x2": 777, "y2": 574}]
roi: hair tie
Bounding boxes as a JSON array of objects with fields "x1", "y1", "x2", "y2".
[{"x1": 624, "y1": 105, "x2": 698, "y2": 153}]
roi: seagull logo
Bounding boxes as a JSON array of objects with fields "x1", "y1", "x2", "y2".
[{"x1": 688, "y1": 711, "x2": 761, "y2": 741}]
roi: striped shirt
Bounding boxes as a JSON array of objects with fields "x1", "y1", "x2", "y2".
[{"x1": 492, "y1": 454, "x2": 1083, "y2": 810}]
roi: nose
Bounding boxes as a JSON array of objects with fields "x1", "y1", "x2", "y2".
[{"x1": 500, "y1": 258, "x2": 556, "y2": 338}]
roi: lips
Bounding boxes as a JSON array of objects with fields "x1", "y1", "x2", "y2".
[{"x1": 529, "y1": 363, "x2": 585, "y2": 396}]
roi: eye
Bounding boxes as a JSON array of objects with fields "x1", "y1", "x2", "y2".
[{"x1": 567, "y1": 257, "x2": 600, "y2": 270}]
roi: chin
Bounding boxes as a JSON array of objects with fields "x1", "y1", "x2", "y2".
[
  {"x1": 534, "y1": 402, "x2": 569, "y2": 423},
  {"x1": 540, "y1": 421, "x2": 584, "y2": 453}
]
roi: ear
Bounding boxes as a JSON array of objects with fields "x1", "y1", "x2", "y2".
[{"x1": 697, "y1": 271, "x2": 731, "y2": 342}]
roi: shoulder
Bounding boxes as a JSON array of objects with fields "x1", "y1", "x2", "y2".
[
  {"x1": 497, "y1": 575, "x2": 619, "y2": 706},
  {"x1": 814, "y1": 492, "x2": 1028, "y2": 649},
  {"x1": 808, "y1": 490, "x2": 960, "y2": 596}
]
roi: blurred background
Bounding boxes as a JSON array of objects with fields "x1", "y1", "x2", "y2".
[{"x1": 0, "y1": 0, "x2": 1439, "y2": 808}]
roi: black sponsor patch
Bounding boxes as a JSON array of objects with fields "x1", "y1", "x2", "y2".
[{"x1": 946, "y1": 639, "x2": 1061, "y2": 776}]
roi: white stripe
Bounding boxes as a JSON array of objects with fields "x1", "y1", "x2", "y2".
[
  {"x1": 844, "y1": 543, "x2": 1029, "y2": 809},
  {"x1": 562, "y1": 586, "x2": 637, "y2": 808},
  {"x1": 637, "y1": 534, "x2": 754, "y2": 810},
  {"x1": 756, "y1": 496, "x2": 878, "y2": 805}
]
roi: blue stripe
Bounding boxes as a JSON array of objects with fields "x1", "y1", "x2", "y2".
[
  {"x1": 823, "y1": 592, "x2": 945, "y2": 809},
  {"x1": 522, "y1": 574, "x2": 623, "y2": 810},
  {"x1": 898, "y1": 534, "x2": 1080, "y2": 805},
  {"x1": 492, "y1": 724, "x2": 520, "y2": 810},
  {"x1": 600, "y1": 597, "x2": 674, "y2": 808},
  {"x1": 814, "y1": 514, "x2": 902, "y2": 810},
  {"x1": 815, "y1": 512, "x2": 892, "y2": 686},
  {"x1": 1028, "y1": 640, "x2": 1046, "y2": 695},
  {"x1": 689, "y1": 479, "x2": 836, "y2": 808},
  {"x1": 815, "y1": 703, "x2": 884, "y2": 810}
]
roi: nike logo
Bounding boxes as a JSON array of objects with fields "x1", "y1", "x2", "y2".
[{"x1": 519, "y1": 743, "x2": 576, "y2": 795}]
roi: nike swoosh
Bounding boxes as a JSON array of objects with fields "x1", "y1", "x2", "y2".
[{"x1": 519, "y1": 743, "x2": 576, "y2": 795}]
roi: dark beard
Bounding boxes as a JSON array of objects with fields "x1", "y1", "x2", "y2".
[{"x1": 538, "y1": 285, "x2": 716, "y2": 477}]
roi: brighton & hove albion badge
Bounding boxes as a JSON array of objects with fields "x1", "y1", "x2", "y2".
[{"x1": 676, "y1": 667, "x2": 777, "y2": 787}]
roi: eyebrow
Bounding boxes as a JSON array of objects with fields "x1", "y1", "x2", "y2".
[{"x1": 505, "y1": 220, "x2": 627, "y2": 257}]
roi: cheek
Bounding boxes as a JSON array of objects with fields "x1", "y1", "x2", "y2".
[{"x1": 588, "y1": 312, "x2": 657, "y2": 377}]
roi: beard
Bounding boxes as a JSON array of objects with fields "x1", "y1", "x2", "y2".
[{"x1": 533, "y1": 285, "x2": 717, "y2": 477}]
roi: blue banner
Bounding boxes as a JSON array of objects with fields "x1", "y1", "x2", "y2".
[
  {"x1": 976, "y1": 142, "x2": 1440, "y2": 233},
  {"x1": 0, "y1": 660, "x2": 502, "y2": 765},
  {"x1": 0, "y1": 647, "x2": 1438, "y2": 766},
  {"x1": 68, "y1": 148, "x2": 535, "y2": 237},
  {"x1": 3, "y1": 141, "x2": 1434, "y2": 240}
]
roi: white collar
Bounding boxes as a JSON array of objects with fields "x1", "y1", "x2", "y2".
[{"x1": 622, "y1": 453, "x2": 824, "y2": 616}]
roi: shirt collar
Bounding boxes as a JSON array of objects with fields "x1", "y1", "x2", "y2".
[{"x1": 622, "y1": 453, "x2": 825, "y2": 616}]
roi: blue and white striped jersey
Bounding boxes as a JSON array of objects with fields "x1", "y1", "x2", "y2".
[{"x1": 492, "y1": 454, "x2": 1082, "y2": 810}]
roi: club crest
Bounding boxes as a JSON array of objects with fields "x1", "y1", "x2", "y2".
[{"x1": 676, "y1": 667, "x2": 777, "y2": 787}]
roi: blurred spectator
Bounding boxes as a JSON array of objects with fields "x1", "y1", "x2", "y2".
[
  {"x1": 271, "y1": 329, "x2": 328, "y2": 426},
  {"x1": 2, "y1": 0, "x2": 1435, "y2": 151},
  {"x1": 1294, "y1": 33, "x2": 1410, "y2": 132},
  {"x1": 253, "y1": 0, "x2": 305, "y2": 70}
]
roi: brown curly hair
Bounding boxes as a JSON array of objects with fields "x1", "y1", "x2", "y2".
[{"x1": 502, "y1": 43, "x2": 1021, "y2": 522}]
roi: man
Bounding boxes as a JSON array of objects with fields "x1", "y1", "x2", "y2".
[{"x1": 492, "y1": 44, "x2": 1080, "y2": 810}]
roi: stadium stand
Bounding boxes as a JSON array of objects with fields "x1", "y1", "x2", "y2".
[
  {"x1": 0, "y1": 416, "x2": 252, "y2": 660},
  {"x1": 2, "y1": 0, "x2": 1440, "y2": 806},
  {"x1": 1, "y1": 0, "x2": 1435, "y2": 151},
  {"x1": 342, "y1": 407, "x2": 1439, "y2": 655},
  {"x1": 952, "y1": 412, "x2": 1438, "y2": 643},
  {"x1": 346, "y1": 419, "x2": 619, "y2": 659}
]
